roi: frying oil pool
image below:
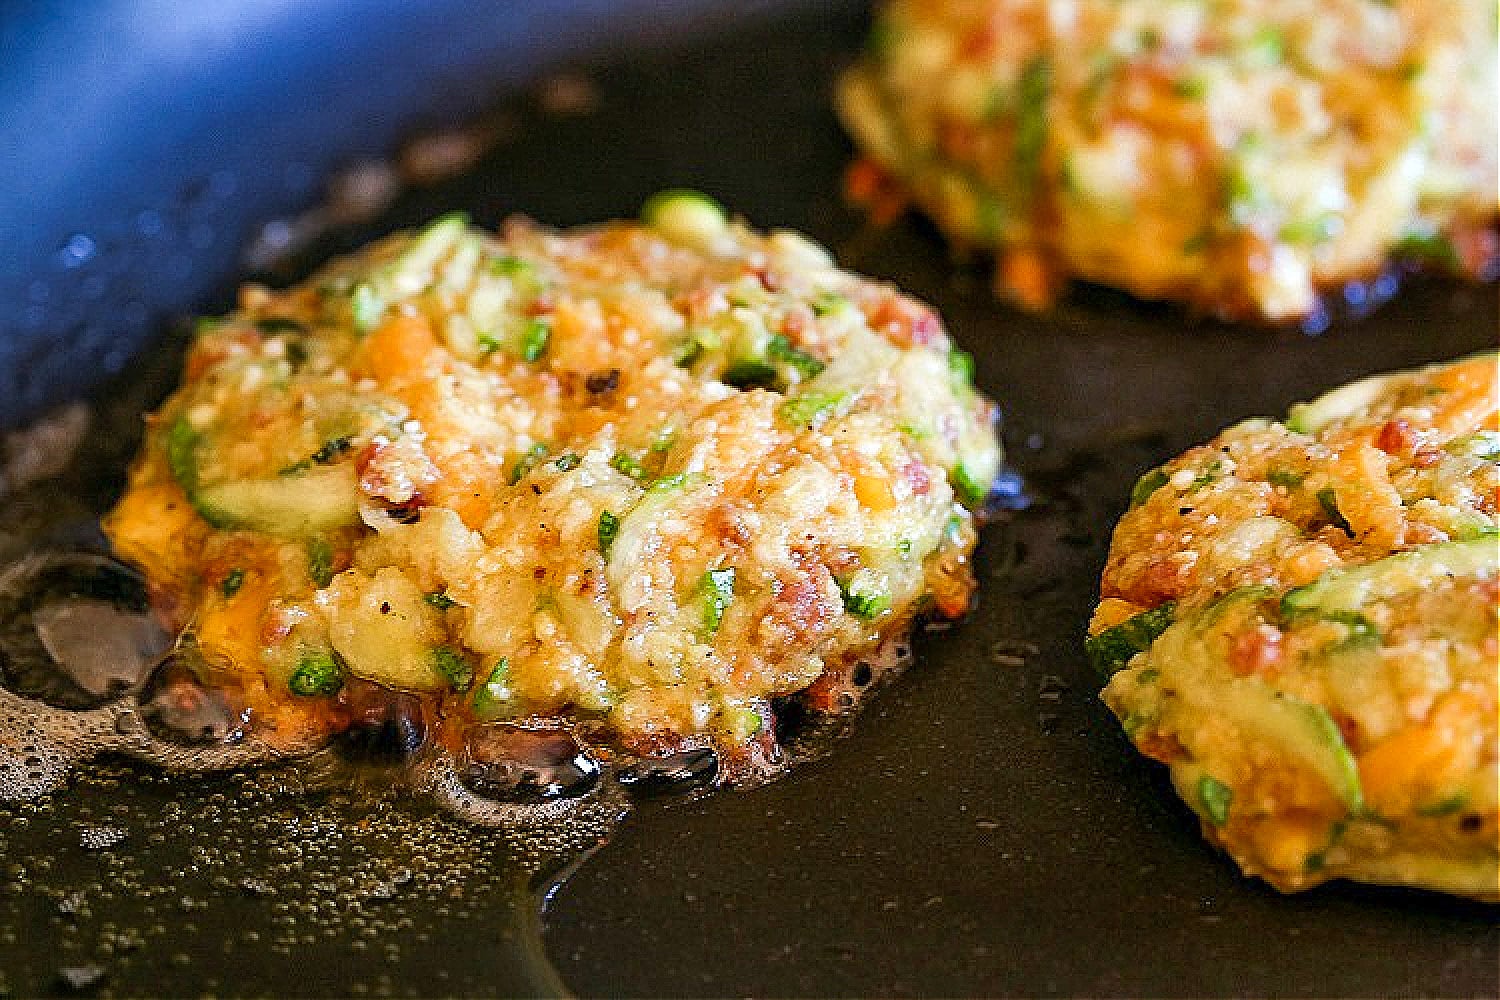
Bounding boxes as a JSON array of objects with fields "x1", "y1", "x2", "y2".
[{"x1": 0, "y1": 760, "x2": 595, "y2": 997}]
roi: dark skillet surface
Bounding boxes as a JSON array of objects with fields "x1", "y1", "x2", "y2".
[{"x1": 2, "y1": 2, "x2": 1497, "y2": 997}]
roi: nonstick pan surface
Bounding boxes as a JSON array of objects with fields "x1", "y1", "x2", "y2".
[{"x1": 1, "y1": 2, "x2": 1496, "y2": 997}]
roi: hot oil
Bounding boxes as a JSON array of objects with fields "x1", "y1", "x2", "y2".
[{"x1": 0, "y1": 756, "x2": 619, "y2": 997}]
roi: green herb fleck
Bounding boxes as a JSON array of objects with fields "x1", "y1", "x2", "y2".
[
  {"x1": 472, "y1": 658, "x2": 513, "y2": 717},
  {"x1": 220, "y1": 568, "x2": 246, "y2": 598},
  {"x1": 1280, "y1": 212, "x2": 1342, "y2": 246},
  {"x1": 698, "y1": 567, "x2": 737, "y2": 638},
  {"x1": 306, "y1": 538, "x2": 335, "y2": 589},
  {"x1": 489, "y1": 255, "x2": 532, "y2": 277},
  {"x1": 424, "y1": 590, "x2": 457, "y2": 610},
  {"x1": 598, "y1": 510, "x2": 620, "y2": 556},
  {"x1": 1190, "y1": 460, "x2": 1222, "y2": 491},
  {"x1": 552, "y1": 453, "x2": 581, "y2": 472},
  {"x1": 432, "y1": 647, "x2": 473, "y2": 691},
  {"x1": 520, "y1": 318, "x2": 551, "y2": 362},
  {"x1": 1266, "y1": 466, "x2": 1306, "y2": 489},
  {"x1": 1197, "y1": 774, "x2": 1233, "y2": 826},
  {"x1": 1173, "y1": 74, "x2": 1208, "y2": 99},
  {"x1": 289, "y1": 651, "x2": 343, "y2": 697},
  {"x1": 611, "y1": 452, "x2": 647, "y2": 481},
  {"x1": 510, "y1": 443, "x2": 548, "y2": 485},
  {"x1": 726, "y1": 705, "x2": 763, "y2": 739},
  {"x1": 1247, "y1": 26, "x2": 1285, "y2": 64},
  {"x1": 1317, "y1": 487, "x2": 1354, "y2": 537},
  {"x1": 837, "y1": 573, "x2": 891, "y2": 620},
  {"x1": 1181, "y1": 231, "x2": 1211, "y2": 255}
]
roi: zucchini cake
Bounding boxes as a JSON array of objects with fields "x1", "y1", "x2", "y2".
[
  {"x1": 1090, "y1": 353, "x2": 1498, "y2": 897},
  {"x1": 105, "y1": 194, "x2": 1002, "y2": 774},
  {"x1": 838, "y1": 0, "x2": 1498, "y2": 322}
]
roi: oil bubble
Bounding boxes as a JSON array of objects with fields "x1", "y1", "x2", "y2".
[
  {"x1": 460, "y1": 724, "x2": 600, "y2": 803},
  {"x1": 137, "y1": 648, "x2": 250, "y2": 747},
  {"x1": 0, "y1": 553, "x2": 168, "y2": 709}
]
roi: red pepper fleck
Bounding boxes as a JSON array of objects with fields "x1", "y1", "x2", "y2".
[
  {"x1": 900, "y1": 458, "x2": 932, "y2": 496},
  {"x1": 1412, "y1": 446, "x2": 1443, "y2": 468},
  {"x1": 1228, "y1": 624, "x2": 1284, "y2": 677},
  {"x1": 1375, "y1": 418, "x2": 1414, "y2": 455}
]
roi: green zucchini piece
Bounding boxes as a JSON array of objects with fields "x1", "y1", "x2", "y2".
[
  {"x1": 1283, "y1": 353, "x2": 1498, "y2": 435},
  {"x1": 1219, "y1": 684, "x2": 1364, "y2": 813},
  {"x1": 779, "y1": 390, "x2": 851, "y2": 430},
  {"x1": 951, "y1": 460, "x2": 992, "y2": 508},
  {"x1": 1392, "y1": 227, "x2": 1460, "y2": 268},
  {"x1": 193, "y1": 466, "x2": 361, "y2": 537},
  {"x1": 767, "y1": 334, "x2": 824, "y2": 379},
  {"x1": 1130, "y1": 467, "x2": 1170, "y2": 507},
  {"x1": 1281, "y1": 538, "x2": 1497, "y2": 618},
  {"x1": 167, "y1": 417, "x2": 361, "y2": 537},
  {"x1": 721, "y1": 357, "x2": 778, "y2": 389},
  {"x1": 1013, "y1": 56, "x2": 1052, "y2": 204},
  {"x1": 1447, "y1": 430, "x2": 1500, "y2": 461},
  {"x1": 641, "y1": 189, "x2": 728, "y2": 246},
  {"x1": 1086, "y1": 602, "x2": 1176, "y2": 676},
  {"x1": 350, "y1": 282, "x2": 384, "y2": 334},
  {"x1": 1286, "y1": 373, "x2": 1395, "y2": 434}
]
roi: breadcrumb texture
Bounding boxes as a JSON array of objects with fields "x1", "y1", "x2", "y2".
[
  {"x1": 839, "y1": 0, "x2": 1498, "y2": 321},
  {"x1": 1092, "y1": 353, "x2": 1498, "y2": 897},
  {"x1": 105, "y1": 207, "x2": 1001, "y2": 761}
]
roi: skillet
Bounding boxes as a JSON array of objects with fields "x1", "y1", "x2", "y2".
[{"x1": 1, "y1": 1, "x2": 1496, "y2": 996}]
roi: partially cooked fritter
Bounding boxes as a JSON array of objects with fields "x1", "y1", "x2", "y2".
[
  {"x1": 839, "y1": 0, "x2": 1498, "y2": 321},
  {"x1": 105, "y1": 195, "x2": 1001, "y2": 767},
  {"x1": 1090, "y1": 354, "x2": 1498, "y2": 897}
]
